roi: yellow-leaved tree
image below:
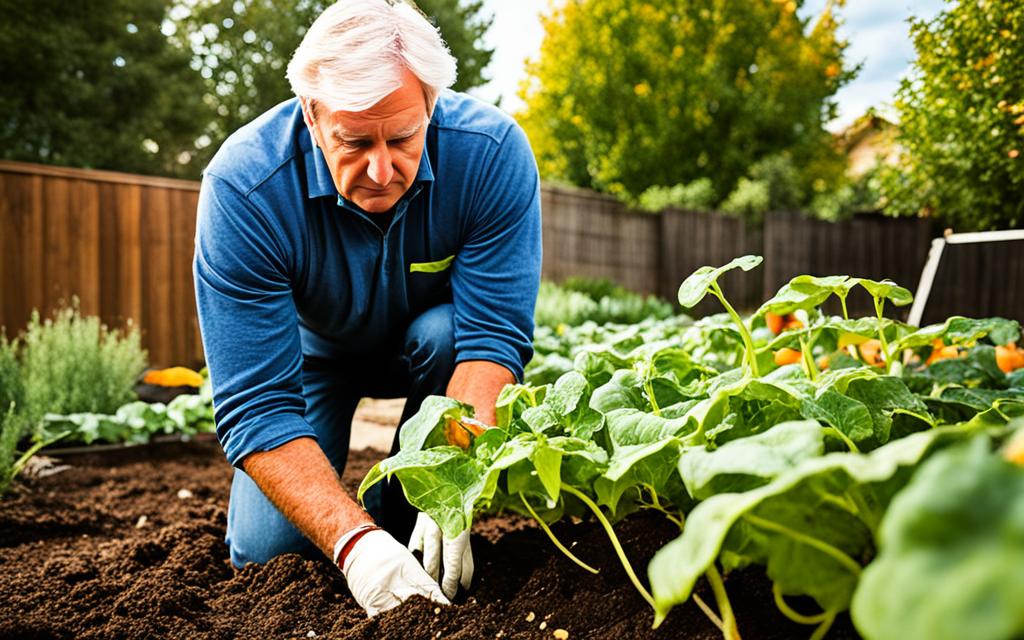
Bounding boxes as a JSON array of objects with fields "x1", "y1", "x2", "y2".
[{"x1": 518, "y1": 0, "x2": 853, "y2": 206}]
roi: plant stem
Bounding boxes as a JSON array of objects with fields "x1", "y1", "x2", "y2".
[
  {"x1": 561, "y1": 483, "x2": 656, "y2": 609},
  {"x1": 639, "y1": 484, "x2": 684, "y2": 530},
  {"x1": 799, "y1": 336, "x2": 817, "y2": 382},
  {"x1": 693, "y1": 593, "x2": 725, "y2": 631},
  {"x1": 839, "y1": 295, "x2": 850, "y2": 321},
  {"x1": 821, "y1": 426, "x2": 860, "y2": 453},
  {"x1": 519, "y1": 493, "x2": 599, "y2": 574},
  {"x1": 743, "y1": 513, "x2": 862, "y2": 577},
  {"x1": 844, "y1": 486, "x2": 879, "y2": 534},
  {"x1": 711, "y1": 283, "x2": 760, "y2": 377},
  {"x1": 10, "y1": 430, "x2": 71, "y2": 480},
  {"x1": 644, "y1": 378, "x2": 662, "y2": 417},
  {"x1": 808, "y1": 613, "x2": 837, "y2": 640},
  {"x1": 772, "y1": 583, "x2": 831, "y2": 625},
  {"x1": 706, "y1": 564, "x2": 741, "y2": 640},
  {"x1": 873, "y1": 298, "x2": 891, "y2": 374}
]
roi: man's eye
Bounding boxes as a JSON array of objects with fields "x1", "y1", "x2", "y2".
[{"x1": 389, "y1": 136, "x2": 414, "y2": 145}]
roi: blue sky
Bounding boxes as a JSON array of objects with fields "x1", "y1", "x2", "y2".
[{"x1": 470, "y1": 0, "x2": 947, "y2": 131}]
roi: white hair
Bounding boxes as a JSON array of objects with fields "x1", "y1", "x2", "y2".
[{"x1": 287, "y1": 0, "x2": 458, "y2": 115}]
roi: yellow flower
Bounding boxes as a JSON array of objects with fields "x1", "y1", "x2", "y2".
[{"x1": 634, "y1": 82, "x2": 651, "y2": 97}]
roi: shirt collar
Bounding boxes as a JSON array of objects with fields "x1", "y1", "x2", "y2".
[{"x1": 303, "y1": 133, "x2": 435, "y2": 200}]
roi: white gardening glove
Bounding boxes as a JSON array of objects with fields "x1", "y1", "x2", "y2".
[
  {"x1": 339, "y1": 526, "x2": 449, "y2": 617},
  {"x1": 408, "y1": 512, "x2": 473, "y2": 600}
]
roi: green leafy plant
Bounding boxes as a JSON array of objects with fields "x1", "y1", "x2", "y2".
[
  {"x1": 636, "y1": 179, "x2": 716, "y2": 213},
  {"x1": 720, "y1": 178, "x2": 771, "y2": 221},
  {"x1": 677, "y1": 255, "x2": 764, "y2": 376},
  {"x1": 535, "y1": 278, "x2": 675, "y2": 329},
  {"x1": 851, "y1": 431, "x2": 1024, "y2": 640},
  {"x1": 364, "y1": 256, "x2": 1024, "y2": 639},
  {"x1": 20, "y1": 301, "x2": 147, "y2": 430}
]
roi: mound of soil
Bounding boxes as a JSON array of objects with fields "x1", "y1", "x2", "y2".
[{"x1": 0, "y1": 442, "x2": 860, "y2": 639}]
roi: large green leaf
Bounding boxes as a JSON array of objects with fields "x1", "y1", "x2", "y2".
[
  {"x1": 398, "y1": 395, "x2": 475, "y2": 451},
  {"x1": 895, "y1": 316, "x2": 1020, "y2": 351},
  {"x1": 679, "y1": 420, "x2": 825, "y2": 499},
  {"x1": 594, "y1": 438, "x2": 687, "y2": 514},
  {"x1": 358, "y1": 447, "x2": 487, "y2": 538},
  {"x1": 590, "y1": 370, "x2": 650, "y2": 413},
  {"x1": 801, "y1": 389, "x2": 875, "y2": 446},
  {"x1": 852, "y1": 435, "x2": 1024, "y2": 640},
  {"x1": 757, "y1": 275, "x2": 851, "y2": 316},
  {"x1": 649, "y1": 424, "x2": 981, "y2": 624},
  {"x1": 677, "y1": 255, "x2": 763, "y2": 308},
  {"x1": 495, "y1": 383, "x2": 547, "y2": 430},
  {"x1": 858, "y1": 279, "x2": 914, "y2": 307}
]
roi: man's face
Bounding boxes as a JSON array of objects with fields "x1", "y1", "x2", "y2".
[{"x1": 303, "y1": 68, "x2": 428, "y2": 213}]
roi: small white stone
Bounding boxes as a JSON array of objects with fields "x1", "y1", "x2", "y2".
[
  {"x1": 435, "y1": 632, "x2": 442, "y2": 639},
  {"x1": 553, "y1": 630, "x2": 569, "y2": 640},
  {"x1": 539, "y1": 622, "x2": 548, "y2": 631},
  {"x1": 177, "y1": 488, "x2": 194, "y2": 500},
  {"x1": 135, "y1": 515, "x2": 148, "y2": 528},
  {"x1": 434, "y1": 607, "x2": 441, "y2": 615},
  {"x1": 306, "y1": 632, "x2": 317, "y2": 638},
  {"x1": 525, "y1": 611, "x2": 535, "y2": 622}
]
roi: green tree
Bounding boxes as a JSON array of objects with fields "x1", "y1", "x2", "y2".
[
  {"x1": 517, "y1": 0, "x2": 854, "y2": 202},
  {"x1": 418, "y1": 0, "x2": 494, "y2": 92},
  {"x1": 0, "y1": 0, "x2": 209, "y2": 178},
  {"x1": 880, "y1": 0, "x2": 1024, "y2": 231},
  {"x1": 173, "y1": 0, "x2": 495, "y2": 173}
]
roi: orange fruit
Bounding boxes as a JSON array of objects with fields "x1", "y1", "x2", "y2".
[
  {"x1": 765, "y1": 312, "x2": 785, "y2": 335},
  {"x1": 858, "y1": 340, "x2": 885, "y2": 367},
  {"x1": 926, "y1": 339, "x2": 961, "y2": 365},
  {"x1": 774, "y1": 348, "x2": 802, "y2": 366},
  {"x1": 996, "y1": 343, "x2": 1024, "y2": 373},
  {"x1": 444, "y1": 417, "x2": 487, "y2": 450}
]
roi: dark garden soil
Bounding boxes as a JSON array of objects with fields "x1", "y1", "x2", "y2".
[{"x1": 0, "y1": 442, "x2": 861, "y2": 640}]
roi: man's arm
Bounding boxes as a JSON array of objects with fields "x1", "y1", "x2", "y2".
[
  {"x1": 445, "y1": 360, "x2": 514, "y2": 425},
  {"x1": 242, "y1": 437, "x2": 373, "y2": 559}
]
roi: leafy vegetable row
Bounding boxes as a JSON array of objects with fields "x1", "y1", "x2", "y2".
[{"x1": 362, "y1": 256, "x2": 1024, "y2": 639}]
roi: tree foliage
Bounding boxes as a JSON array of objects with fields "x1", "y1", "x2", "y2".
[
  {"x1": 517, "y1": 0, "x2": 854, "y2": 202},
  {"x1": 879, "y1": 0, "x2": 1024, "y2": 231},
  {"x1": 0, "y1": 0, "x2": 208, "y2": 177}
]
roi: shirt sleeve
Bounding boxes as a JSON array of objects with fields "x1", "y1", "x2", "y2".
[
  {"x1": 450, "y1": 122, "x2": 543, "y2": 382},
  {"x1": 193, "y1": 173, "x2": 316, "y2": 469}
]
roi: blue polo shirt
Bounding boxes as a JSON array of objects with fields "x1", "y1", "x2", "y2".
[{"x1": 193, "y1": 91, "x2": 542, "y2": 468}]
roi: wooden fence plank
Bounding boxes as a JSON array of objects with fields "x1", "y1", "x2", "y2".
[{"x1": 2, "y1": 160, "x2": 1020, "y2": 367}]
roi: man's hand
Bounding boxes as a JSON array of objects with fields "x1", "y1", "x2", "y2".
[
  {"x1": 341, "y1": 527, "x2": 449, "y2": 617},
  {"x1": 409, "y1": 512, "x2": 473, "y2": 599}
]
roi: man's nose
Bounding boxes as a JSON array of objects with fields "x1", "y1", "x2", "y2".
[{"x1": 366, "y1": 144, "x2": 394, "y2": 186}]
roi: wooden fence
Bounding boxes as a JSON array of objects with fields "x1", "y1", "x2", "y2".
[
  {"x1": 0, "y1": 161, "x2": 203, "y2": 368},
  {"x1": 1, "y1": 160, "x2": 1018, "y2": 367}
]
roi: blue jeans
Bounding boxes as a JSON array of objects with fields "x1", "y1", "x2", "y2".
[{"x1": 225, "y1": 304, "x2": 456, "y2": 568}]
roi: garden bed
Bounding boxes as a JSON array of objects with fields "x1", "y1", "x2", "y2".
[{"x1": 0, "y1": 441, "x2": 859, "y2": 639}]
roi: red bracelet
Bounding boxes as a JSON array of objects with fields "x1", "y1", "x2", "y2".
[{"x1": 337, "y1": 525, "x2": 380, "y2": 568}]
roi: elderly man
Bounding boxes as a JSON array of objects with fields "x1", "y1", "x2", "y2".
[{"x1": 192, "y1": 0, "x2": 541, "y2": 617}]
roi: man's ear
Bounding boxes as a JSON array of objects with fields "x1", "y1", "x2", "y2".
[{"x1": 300, "y1": 97, "x2": 320, "y2": 149}]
